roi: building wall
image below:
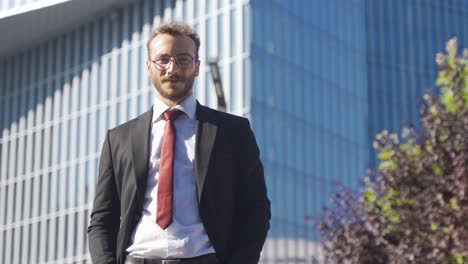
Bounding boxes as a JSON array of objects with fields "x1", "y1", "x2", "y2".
[
  {"x1": 252, "y1": 0, "x2": 468, "y2": 262},
  {"x1": 365, "y1": 0, "x2": 468, "y2": 168},
  {"x1": 252, "y1": 0, "x2": 369, "y2": 261},
  {"x1": 0, "y1": 0, "x2": 248, "y2": 263}
]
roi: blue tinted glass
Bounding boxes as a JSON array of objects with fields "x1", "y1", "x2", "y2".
[
  {"x1": 218, "y1": 13, "x2": 225, "y2": 59},
  {"x1": 242, "y1": 5, "x2": 250, "y2": 53},
  {"x1": 229, "y1": 62, "x2": 237, "y2": 112},
  {"x1": 206, "y1": 17, "x2": 215, "y2": 58},
  {"x1": 230, "y1": 9, "x2": 238, "y2": 57}
]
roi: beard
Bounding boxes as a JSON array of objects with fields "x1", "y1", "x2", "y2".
[{"x1": 153, "y1": 74, "x2": 195, "y2": 103}]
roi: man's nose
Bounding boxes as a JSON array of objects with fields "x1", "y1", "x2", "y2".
[{"x1": 165, "y1": 58, "x2": 179, "y2": 73}]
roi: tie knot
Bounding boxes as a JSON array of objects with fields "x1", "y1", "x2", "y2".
[{"x1": 163, "y1": 109, "x2": 182, "y2": 121}]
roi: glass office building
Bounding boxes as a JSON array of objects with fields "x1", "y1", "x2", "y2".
[
  {"x1": 0, "y1": 0, "x2": 466, "y2": 263},
  {"x1": 365, "y1": 0, "x2": 468, "y2": 168},
  {"x1": 253, "y1": 2, "x2": 368, "y2": 261}
]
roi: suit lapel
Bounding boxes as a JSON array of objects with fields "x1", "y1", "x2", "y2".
[
  {"x1": 131, "y1": 104, "x2": 216, "y2": 205},
  {"x1": 195, "y1": 103, "x2": 217, "y2": 203},
  {"x1": 131, "y1": 108, "x2": 153, "y2": 206}
]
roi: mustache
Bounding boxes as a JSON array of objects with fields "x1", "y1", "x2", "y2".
[{"x1": 163, "y1": 76, "x2": 184, "y2": 82}]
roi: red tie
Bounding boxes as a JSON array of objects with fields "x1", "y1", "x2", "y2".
[{"x1": 156, "y1": 109, "x2": 182, "y2": 229}]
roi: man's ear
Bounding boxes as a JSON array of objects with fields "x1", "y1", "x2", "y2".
[
  {"x1": 145, "y1": 60, "x2": 152, "y2": 74},
  {"x1": 195, "y1": 60, "x2": 200, "y2": 76}
]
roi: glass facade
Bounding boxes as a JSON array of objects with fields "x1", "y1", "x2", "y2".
[
  {"x1": 0, "y1": 0, "x2": 467, "y2": 263},
  {"x1": 365, "y1": 0, "x2": 468, "y2": 168},
  {"x1": 251, "y1": 1, "x2": 369, "y2": 261}
]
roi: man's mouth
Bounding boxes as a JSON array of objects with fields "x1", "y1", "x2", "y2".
[{"x1": 164, "y1": 78, "x2": 183, "y2": 83}]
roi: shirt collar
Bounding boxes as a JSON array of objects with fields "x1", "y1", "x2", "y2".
[{"x1": 152, "y1": 94, "x2": 197, "y2": 123}]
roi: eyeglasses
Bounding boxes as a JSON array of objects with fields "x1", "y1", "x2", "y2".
[{"x1": 151, "y1": 55, "x2": 197, "y2": 70}]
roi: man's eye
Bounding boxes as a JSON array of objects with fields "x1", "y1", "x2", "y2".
[
  {"x1": 178, "y1": 58, "x2": 191, "y2": 64},
  {"x1": 156, "y1": 57, "x2": 170, "y2": 64}
]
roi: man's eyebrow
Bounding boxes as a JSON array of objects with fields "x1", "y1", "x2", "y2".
[
  {"x1": 153, "y1": 52, "x2": 168, "y2": 58},
  {"x1": 154, "y1": 52, "x2": 194, "y2": 57},
  {"x1": 175, "y1": 52, "x2": 193, "y2": 56}
]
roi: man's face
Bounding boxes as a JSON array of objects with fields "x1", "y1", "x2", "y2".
[{"x1": 146, "y1": 34, "x2": 200, "y2": 106}]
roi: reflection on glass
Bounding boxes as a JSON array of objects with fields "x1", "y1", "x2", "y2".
[
  {"x1": 229, "y1": 62, "x2": 237, "y2": 112},
  {"x1": 230, "y1": 9, "x2": 237, "y2": 57},
  {"x1": 221, "y1": 14, "x2": 230, "y2": 60}
]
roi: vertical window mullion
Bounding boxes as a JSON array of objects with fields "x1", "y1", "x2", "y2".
[
  {"x1": 58, "y1": 31, "x2": 73, "y2": 261},
  {"x1": 236, "y1": 4, "x2": 243, "y2": 114},
  {"x1": 39, "y1": 40, "x2": 54, "y2": 263},
  {"x1": 66, "y1": 28, "x2": 79, "y2": 260},
  {"x1": 130, "y1": 3, "x2": 140, "y2": 119},
  {"x1": 99, "y1": 18, "x2": 110, "y2": 147},
  {"x1": 109, "y1": 16, "x2": 119, "y2": 129},
  {"x1": 48, "y1": 36, "x2": 62, "y2": 261},
  {"x1": 120, "y1": 7, "x2": 129, "y2": 125},
  {"x1": 87, "y1": 20, "x2": 100, "y2": 206},
  {"x1": 12, "y1": 52, "x2": 28, "y2": 264},
  {"x1": 4, "y1": 229, "x2": 12, "y2": 264},
  {"x1": 1, "y1": 60, "x2": 12, "y2": 207}
]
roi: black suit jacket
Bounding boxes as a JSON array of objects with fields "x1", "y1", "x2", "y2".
[{"x1": 87, "y1": 103, "x2": 271, "y2": 264}]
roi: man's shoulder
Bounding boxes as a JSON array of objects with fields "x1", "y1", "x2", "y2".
[
  {"x1": 197, "y1": 104, "x2": 249, "y2": 125},
  {"x1": 108, "y1": 108, "x2": 152, "y2": 136}
]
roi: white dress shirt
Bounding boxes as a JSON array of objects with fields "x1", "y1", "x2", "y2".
[{"x1": 126, "y1": 95, "x2": 215, "y2": 258}]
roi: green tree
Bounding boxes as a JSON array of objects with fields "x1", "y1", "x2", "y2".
[{"x1": 319, "y1": 38, "x2": 468, "y2": 263}]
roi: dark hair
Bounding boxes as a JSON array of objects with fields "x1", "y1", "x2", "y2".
[{"x1": 147, "y1": 22, "x2": 200, "y2": 59}]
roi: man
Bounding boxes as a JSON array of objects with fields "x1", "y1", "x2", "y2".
[{"x1": 87, "y1": 22, "x2": 270, "y2": 264}]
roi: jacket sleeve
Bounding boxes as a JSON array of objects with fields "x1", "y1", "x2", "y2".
[
  {"x1": 88, "y1": 131, "x2": 120, "y2": 264},
  {"x1": 227, "y1": 119, "x2": 271, "y2": 264}
]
